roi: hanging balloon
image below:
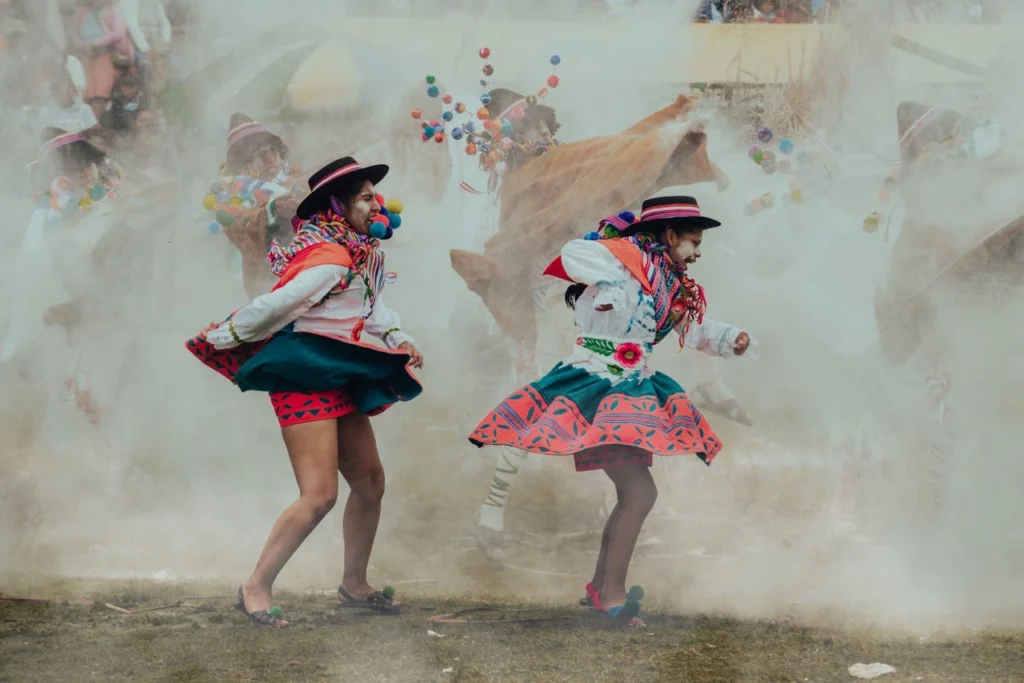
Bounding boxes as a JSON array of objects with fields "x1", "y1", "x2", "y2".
[
  {"x1": 425, "y1": 75, "x2": 436, "y2": 84},
  {"x1": 479, "y1": 47, "x2": 491, "y2": 59},
  {"x1": 779, "y1": 139, "x2": 794, "y2": 154},
  {"x1": 550, "y1": 54, "x2": 561, "y2": 65},
  {"x1": 480, "y1": 93, "x2": 492, "y2": 105},
  {"x1": 463, "y1": 121, "x2": 476, "y2": 133},
  {"x1": 466, "y1": 143, "x2": 477, "y2": 155},
  {"x1": 477, "y1": 107, "x2": 490, "y2": 120},
  {"x1": 546, "y1": 74, "x2": 560, "y2": 88},
  {"x1": 434, "y1": 133, "x2": 445, "y2": 143},
  {"x1": 443, "y1": 110, "x2": 453, "y2": 121},
  {"x1": 483, "y1": 64, "x2": 494, "y2": 76},
  {"x1": 427, "y1": 85, "x2": 439, "y2": 97},
  {"x1": 452, "y1": 127, "x2": 464, "y2": 140},
  {"x1": 537, "y1": 87, "x2": 548, "y2": 98},
  {"x1": 757, "y1": 127, "x2": 773, "y2": 143},
  {"x1": 442, "y1": 94, "x2": 452, "y2": 104},
  {"x1": 410, "y1": 109, "x2": 422, "y2": 119}
]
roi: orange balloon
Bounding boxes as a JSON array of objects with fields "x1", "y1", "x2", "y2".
[
  {"x1": 465, "y1": 143, "x2": 477, "y2": 155},
  {"x1": 477, "y1": 107, "x2": 490, "y2": 120}
]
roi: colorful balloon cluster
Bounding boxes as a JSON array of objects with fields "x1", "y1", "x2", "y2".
[
  {"x1": 411, "y1": 49, "x2": 562, "y2": 175},
  {"x1": 368, "y1": 196, "x2": 405, "y2": 240},
  {"x1": 748, "y1": 127, "x2": 795, "y2": 176}
]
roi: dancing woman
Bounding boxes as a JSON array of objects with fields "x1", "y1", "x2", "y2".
[
  {"x1": 187, "y1": 157, "x2": 423, "y2": 627},
  {"x1": 468, "y1": 196, "x2": 749, "y2": 625}
]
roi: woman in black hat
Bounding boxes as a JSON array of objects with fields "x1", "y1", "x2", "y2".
[
  {"x1": 468, "y1": 195, "x2": 750, "y2": 626},
  {"x1": 186, "y1": 157, "x2": 423, "y2": 627}
]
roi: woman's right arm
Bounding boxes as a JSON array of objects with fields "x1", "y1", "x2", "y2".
[{"x1": 205, "y1": 265, "x2": 346, "y2": 349}]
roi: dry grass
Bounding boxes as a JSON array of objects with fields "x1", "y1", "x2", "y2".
[{"x1": 2, "y1": 579, "x2": 1023, "y2": 683}]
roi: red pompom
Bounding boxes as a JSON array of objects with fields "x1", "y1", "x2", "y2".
[{"x1": 546, "y1": 74, "x2": 560, "y2": 88}]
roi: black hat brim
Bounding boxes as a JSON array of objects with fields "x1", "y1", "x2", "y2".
[
  {"x1": 295, "y1": 164, "x2": 389, "y2": 220},
  {"x1": 621, "y1": 215, "x2": 721, "y2": 235}
]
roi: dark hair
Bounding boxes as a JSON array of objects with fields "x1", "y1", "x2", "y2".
[
  {"x1": 328, "y1": 179, "x2": 371, "y2": 216},
  {"x1": 563, "y1": 221, "x2": 703, "y2": 309}
]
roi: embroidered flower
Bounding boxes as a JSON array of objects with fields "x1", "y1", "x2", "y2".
[
  {"x1": 613, "y1": 342, "x2": 644, "y2": 369},
  {"x1": 670, "y1": 298, "x2": 688, "y2": 317}
]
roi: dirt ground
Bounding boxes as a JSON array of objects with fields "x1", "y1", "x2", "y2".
[{"x1": 2, "y1": 578, "x2": 1023, "y2": 683}]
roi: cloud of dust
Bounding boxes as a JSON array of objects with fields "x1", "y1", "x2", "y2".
[{"x1": 1, "y1": 0, "x2": 1023, "y2": 637}]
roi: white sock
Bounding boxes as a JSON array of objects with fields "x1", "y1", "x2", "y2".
[{"x1": 478, "y1": 447, "x2": 529, "y2": 531}]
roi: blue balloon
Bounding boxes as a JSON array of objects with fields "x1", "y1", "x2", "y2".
[
  {"x1": 423, "y1": 125, "x2": 435, "y2": 137},
  {"x1": 480, "y1": 93, "x2": 492, "y2": 105},
  {"x1": 442, "y1": 110, "x2": 453, "y2": 121},
  {"x1": 550, "y1": 54, "x2": 561, "y2": 65},
  {"x1": 384, "y1": 226, "x2": 394, "y2": 240},
  {"x1": 427, "y1": 85, "x2": 440, "y2": 97},
  {"x1": 207, "y1": 221, "x2": 221, "y2": 234},
  {"x1": 584, "y1": 231, "x2": 599, "y2": 241},
  {"x1": 463, "y1": 121, "x2": 476, "y2": 133},
  {"x1": 369, "y1": 222, "x2": 388, "y2": 239},
  {"x1": 379, "y1": 206, "x2": 389, "y2": 217},
  {"x1": 451, "y1": 128, "x2": 463, "y2": 140},
  {"x1": 501, "y1": 120, "x2": 513, "y2": 135},
  {"x1": 391, "y1": 214, "x2": 402, "y2": 229},
  {"x1": 779, "y1": 139, "x2": 794, "y2": 154}
]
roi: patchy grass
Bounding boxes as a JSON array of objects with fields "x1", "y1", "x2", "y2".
[{"x1": 2, "y1": 580, "x2": 1023, "y2": 682}]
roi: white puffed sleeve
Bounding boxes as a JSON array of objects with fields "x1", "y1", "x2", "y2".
[
  {"x1": 206, "y1": 265, "x2": 346, "y2": 350},
  {"x1": 364, "y1": 296, "x2": 416, "y2": 350},
  {"x1": 560, "y1": 239, "x2": 632, "y2": 311},
  {"x1": 681, "y1": 317, "x2": 746, "y2": 357}
]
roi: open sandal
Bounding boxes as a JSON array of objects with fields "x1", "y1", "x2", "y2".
[
  {"x1": 337, "y1": 585, "x2": 401, "y2": 614},
  {"x1": 579, "y1": 581, "x2": 602, "y2": 610},
  {"x1": 600, "y1": 586, "x2": 646, "y2": 628},
  {"x1": 234, "y1": 586, "x2": 288, "y2": 628}
]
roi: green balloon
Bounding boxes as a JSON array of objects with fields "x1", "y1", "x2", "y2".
[
  {"x1": 425, "y1": 75, "x2": 436, "y2": 84},
  {"x1": 216, "y1": 209, "x2": 234, "y2": 227},
  {"x1": 752, "y1": 150, "x2": 763, "y2": 165}
]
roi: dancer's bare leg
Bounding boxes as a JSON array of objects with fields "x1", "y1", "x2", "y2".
[
  {"x1": 597, "y1": 463, "x2": 657, "y2": 609},
  {"x1": 336, "y1": 412, "x2": 388, "y2": 598},
  {"x1": 242, "y1": 419, "x2": 340, "y2": 621},
  {"x1": 590, "y1": 500, "x2": 621, "y2": 593}
]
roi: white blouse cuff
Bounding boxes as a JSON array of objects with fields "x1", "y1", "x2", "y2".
[
  {"x1": 206, "y1": 323, "x2": 240, "y2": 350},
  {"x1": 383, "y1": 329, "x2": 416, "y2": 350}
]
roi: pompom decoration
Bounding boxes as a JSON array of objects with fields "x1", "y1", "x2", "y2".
[
  {"x1": 376, "y1": 214, "x2": 390, "y2": 228},
  {"x1": 423, "y1": 126, "x2": 435, "y2": 137},
  {"x1": 480, "y1": 93, "x2": 492, "y2": 105},
  {"x1": 425, "y1": 75, "x2": 436, "y2": 84},
  {"x1": 443, "y1": 110, "x2": 453, "y2": 121},
  {"x1": 452, "y1": 127, "x2": 464, "y2": 140},
  {"x1": 478, "y1": 47, "x2": 491, "y2": 59},
  {"x1": 752, "y1": 150, "x2": 763, "y2": 165},
  {"x1": 369, "y1": 222, "x2": 388, "y2": 239},
  {"x1": 546, "y1": 74, "x2": 560, "y2": 88},
  {"x1": 442, "y1": 94, "x2": 452, "y2": 104},
  {"x1": 390, "y1": 214, "x2": 402, "y2": 229},
  {"x1": 268, "y1": 606, "x2": 282, "y2": 618},
  {"x1": 207, "y1": 221, "x2": 221, "y2": 234},
  {"x1": 434, "y1": 133, "x2": 445, "y2": 143},
  {"x1": 584, "y1": 231, "x2": 599, "y2": 240},
  {"x1": 427, "y1": 85, "x2": 439, "y2": 98},
  {"x1": 779, "y1": 139, "x2": 794, "y2": 154},
  {"x1": 203, "y1": 193, "x2": 217, "y2": 210},
  {"x1": 483, "y1": 64, "x2": 494, "y2": 76},
  {"x1": 465, "y1": 143, "x2": 477, "y2": 155},
  {"x1": 550, "y1": 54, "x2": 561, "y2": 65},
  {"x1": 463, "y1": 121, "x2": 476, "y2": 134},
  {"x1": 477, "y1": 107, "x2": 489, "y2": 120},
  {"x1": 385, "y1": 198, "x2": 403, "y2": 214},
  {"x1": 411, "y1": 108, "x2": 422, "y2": 119},
  {"x1": 618, "y1": 210, "x2": 635, "y2": 223},
  {"x1": 455, "y1": 102, "x2": 466, "y2": 114},
  {"x1": 537, "y1": 87, "x2": 548, "y2": 98},
  {"x1": 757, "y1": 127, "x2": 773, "y2": 143},
  {"x1": 748, "y1": 144, "x2": 761, "y2": 158}
]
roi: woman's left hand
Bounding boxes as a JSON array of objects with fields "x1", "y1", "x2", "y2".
[
  {"x1": 399, "y1": 342, "x2": 424, "y2": 369},
  {"x1": 734, "y1": 332, "x2": 750, "y2": 356}
]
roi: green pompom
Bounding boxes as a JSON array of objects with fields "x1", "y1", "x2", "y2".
[
  {"x1": 627, "y1": 585, "x2": 645, "y2": 601},
  {"x1": 216, "y1": 209, "x2": 234, "y2": 227},
  {"x1": 382, "y1": 586, "x2": 396, "y2": 599},
  {"x1": 268, "y1": 605, "x2": 282, "y2": 618}
]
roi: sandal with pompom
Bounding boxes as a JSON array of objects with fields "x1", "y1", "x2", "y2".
[
  {"x1": 601, "y1": 585, "x2": 646, "y2": 628},
  {"x1": 337, "y1": 585, "x2": 401, "y2": 614},
  {"x1": 234, "y1": 586, "x2": 288, "y2": 628}
]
